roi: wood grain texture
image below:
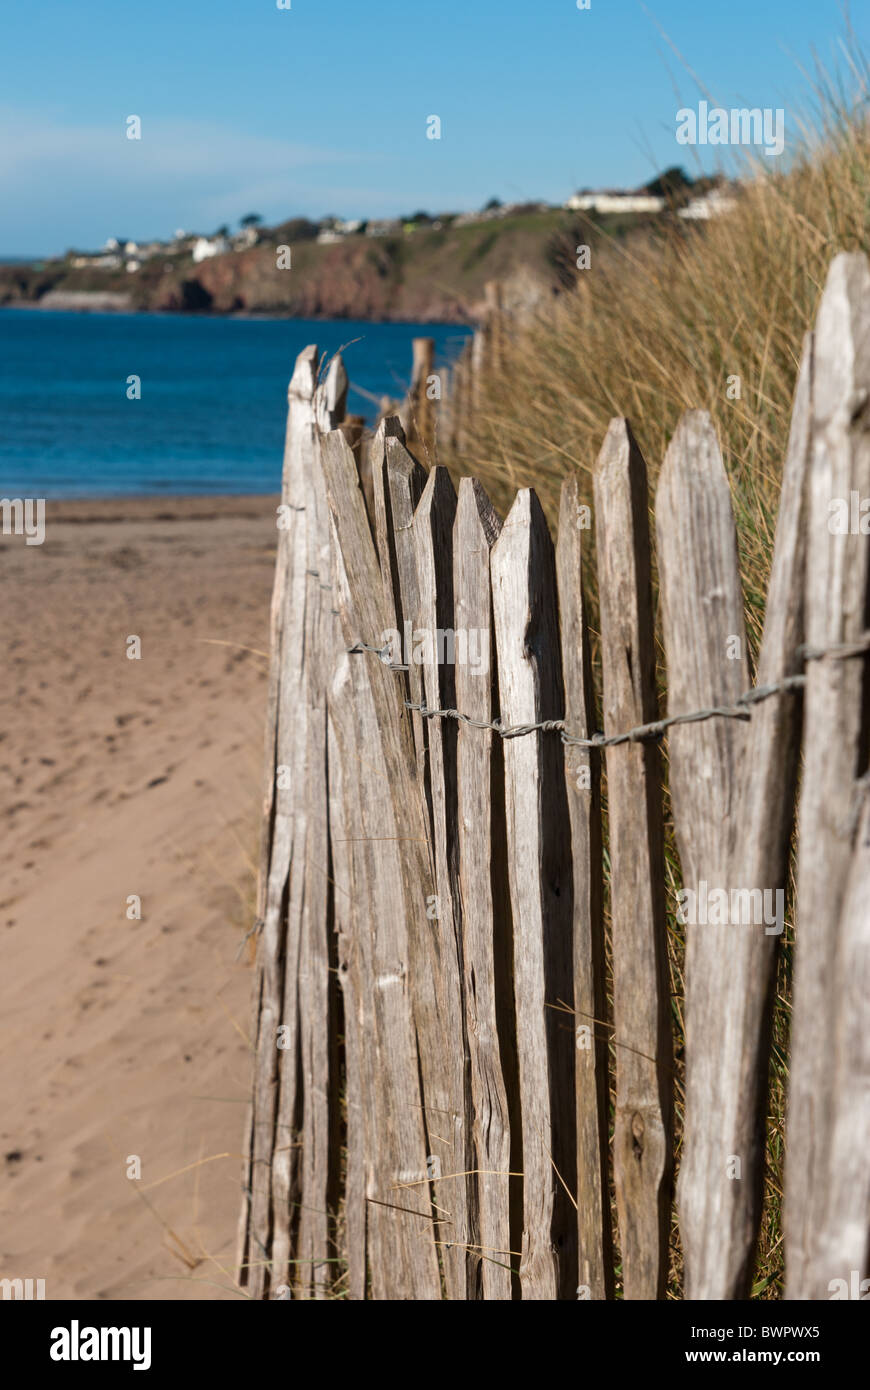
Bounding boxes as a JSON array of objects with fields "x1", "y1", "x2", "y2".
[
  {"x1": 236, "y1": 411, "x2": 293, "y2": 1286},
  {"x1": 338, "y1": 415, "x2": 372, "y2": 527},
  {"x1": 453, "y1": 478, "x2": 515, "y2": 1300},
  {"x1": 447, "y1": 355, "x2": 469, "y2": 453},
  {"x1": 656, "y1": 410, "x2": 753, "y2": 1299},
  {"x1": 294, "y1": 358, "x2": 347, "y2": 1297},
  {"x1": 491, "y1": 489, "x2": 576, "y2": 1301},
  {"x1": 327, "y1": 634, "x2": 439, "y2": 1299},
  {"x1": 384, "y1": 435, "x2": 430, "y2": 788},
  {"x1": 813, "y1": 792, "x2": 870, "y2": 1294},
  {"x1": 327, "y1": 707, "x2": 367, "y2": 1299},
  {"x1": 408, "y1": 337, "x2": 435, "y2": 457},
  {"x1": 556, "y1": 476, "x2": 613, "y2": 1300},
  {"x1": 786, "y1": 252, "x2": 870, "y2": 1298},
  {"x1": 369, "y1": 415, "x2": 408, "y2": 635},
  {"x1": 413, "y1": 466, "x2": 472, "y2": 1299},
  {"x1": 322, "y1": 428, "x2": 442, "y2": 1299},
  {"x1": 373, "y1": 438, "x2": 474, "y2": 1295},
  {"x1": 661, "y1": 346, "x2": 813, "y2": 1298},
  {"x1": 247, "y1": 344, "x2": 320, "y2": 1298},
  {"x1": 368, "y1": 428, "x2": 481, "y2": 1297},
  {"x1": 594, "y1": 419, "x2": 672, "y2": 1300}
]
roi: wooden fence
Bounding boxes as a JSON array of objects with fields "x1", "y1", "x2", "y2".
[
  {"x1": 374, "y1": 279, "x2": 504, "y2": 459},
  {"x1": 236, "y1": 252, "x2": 870, "y2": 1300},
  {"x1": 439, "y1": 279, "x2": 503, "y2": 454}
]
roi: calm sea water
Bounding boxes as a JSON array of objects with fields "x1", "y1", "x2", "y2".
[{"x1": 0, "y1": 309, "x2": 472, "y2": 497}]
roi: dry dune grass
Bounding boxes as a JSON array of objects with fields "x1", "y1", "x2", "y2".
[{"x1": 446, "y1": 43, "x2": 869, "y2": 637}]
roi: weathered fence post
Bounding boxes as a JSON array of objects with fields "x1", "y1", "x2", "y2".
[
  {"x1": 321, "y1": 428, "x2": 443, "y2": 1299},
  {"x1": 786, "y1": 252, "x2": 870, "y2": 1299},
  {"x1": 556, "y1": 476, "x2": 613, "y2": 1300},
  {"x1": 407, "y1": 337, "x2": 436, "y2": 457},
  {"x1": 594, "y1": 420, "x2": 672, "y2": 1300},
  {"x1": 811, "y1": 793, "x2": 870, "y2": 1297},
  {"x1": 237, "y1": 345, "x2": 346, "y2": 1299},
  {"x1": 413, "y1": 467, "x2": 473, "y2": 1299},
  {"x1": 659, "y1": 341, "x2": 813, "y2": 1298},
  {"x1": 491, "y1": 489, "x2": 577, "y2": 1300},
  {"x1": 484, "y1": 279, "x2": 504, "y2": 376},
  {"x1": 453, "y1": 477, "x2": 515, "y2": 1299},
  {"x1": 292, "y1": 357, "x2": 348, "y2": 1298},
  {"x1": 448, "y1": 352, "x2": 470, "y2": 453},
  {"x1": 381, "y1": 433, "x2": 430, "y2": 782},
  {"x1": 338, "y1": 414, "x2": 371, "y2": 521},
  {"x1": 656, "y1": 410, "x2": 751, "y2": 1298},
  {"x1": 327, "y1": 707, "x2": 366, "y2": 1299}
]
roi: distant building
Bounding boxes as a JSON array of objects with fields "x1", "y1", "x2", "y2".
[
  {"x1": 192, "y1": 235, "x2": 230, "y2": 263},
  {"x1": 77, "y1": 253, "x2": 122, "y2": 270},
  {"x1": 564, "y1": 190, "x2": 666, "y2": 214},
  {"x1": 678, "y1": 187, "x2": 738, "y2": 220},
  {"x1": 365, "y1": 219, "x2": 402, "y2": 238},
  {"x1": 316, "y1": 229, "x2": 344, "y2": 245},
  {"x1": 449, "y1": 202, "x2": 549, "y2": 229},
  {"x1": 232, "y1": 225, "x2": 260, "y2": 250},
  {"x1": 498, "y1": 201, "x2": 551, "y2": 216},
  {"x1": 126, "y1": 260, "x2": 141, "y2": 273}
]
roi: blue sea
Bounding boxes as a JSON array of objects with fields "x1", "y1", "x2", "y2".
[{"x1": 0, "y1": 309, "x2": 472, "y2": 497}]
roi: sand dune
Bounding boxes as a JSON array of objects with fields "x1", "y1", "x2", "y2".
[{"x1": 0, "y1": 496, "x2": 276, "y2": 1299}]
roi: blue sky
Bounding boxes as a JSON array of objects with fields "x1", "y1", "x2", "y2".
[{"x1": 0, "y1": 0, "x2": 863, "y2": 255}]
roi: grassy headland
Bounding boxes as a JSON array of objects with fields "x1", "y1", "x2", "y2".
[{"x1": 0, "y1": 204, "x2": 671, "y2": 322}]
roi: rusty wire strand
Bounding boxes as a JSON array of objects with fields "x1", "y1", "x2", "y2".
[{"x1": 344, "y1": 631, "x2": 870, "y2": 748}]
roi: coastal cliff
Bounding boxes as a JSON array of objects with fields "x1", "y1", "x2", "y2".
[{"x1": 0, "y1": 208, "x2": 599, "y2": 320}]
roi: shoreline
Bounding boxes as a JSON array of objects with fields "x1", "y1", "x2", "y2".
[
  {"x1": 32, "y1": 494, "x2": 279, "y2": 521},
  {"x1": 0, "y1": 297, "x2": 476, "y2": 327}
]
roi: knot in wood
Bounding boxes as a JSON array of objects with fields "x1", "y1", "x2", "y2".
[{"x1": 631, "y1": 1112, "x2": 645, "y2": 1161}]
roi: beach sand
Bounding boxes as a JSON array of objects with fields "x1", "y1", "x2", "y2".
[{"x1": 0, "y1": 496, "x2": 276, "y2": 1300}]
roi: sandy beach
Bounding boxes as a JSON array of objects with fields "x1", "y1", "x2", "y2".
[{"x1": 0, "y1": 496, "x2": 276, "y2": 1300}]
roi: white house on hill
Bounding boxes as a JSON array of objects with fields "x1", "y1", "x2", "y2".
[
  {"x1": 678, "y1": 187, "x2": 738, "y2": 220},
  {"x1": 564, "y1": 190, "x2": 666, "y2": 214},
  {"x1": 192, "y1": 235, "x2": 230, "y2": 263}
]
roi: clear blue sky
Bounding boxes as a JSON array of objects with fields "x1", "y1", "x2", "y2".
[{"x1": 0, "y1": 0, "x2": 863, "y2": 255}]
